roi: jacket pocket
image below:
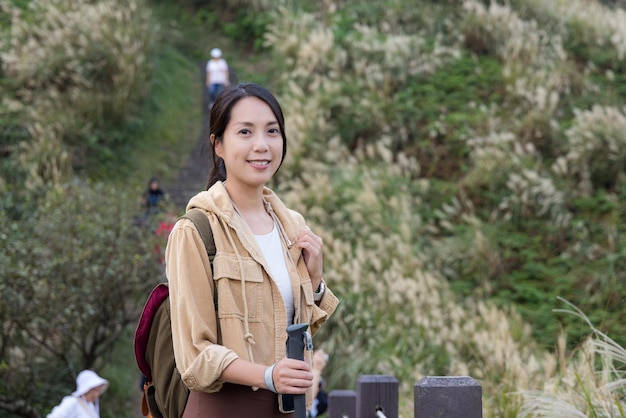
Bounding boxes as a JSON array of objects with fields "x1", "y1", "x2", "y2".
[{"x1": 213, "y1": 254, "x2": 264, "y2": 322}]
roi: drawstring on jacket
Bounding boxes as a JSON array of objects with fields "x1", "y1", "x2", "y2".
[
  {"x1": 220, "y1": 197, "x2": 305, "y2": 363},
  {"x1": 264, "y1": 199, "x2": 293, "y2": 249},
  {"x1": 217, "y1": 215, "x2": 257, "y2": 364},
  {"x1": 265, "y1": 199, "x2": 305, "y2": 325}
]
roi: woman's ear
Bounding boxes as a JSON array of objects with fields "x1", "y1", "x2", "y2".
[{"x1": 211, "y1": 134, "x2": 223, "y2": 158}]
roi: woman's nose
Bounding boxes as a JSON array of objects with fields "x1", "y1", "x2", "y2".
[{"x1": 252, "y1": 133, "x2": 270, "y2": 150}]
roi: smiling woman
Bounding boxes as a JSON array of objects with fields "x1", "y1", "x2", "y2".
[
  {"x1": 165, "y1": 83, "x2": 339, "y2": 418},
  {"x1": 212, "y1": 96, "x2": 285, "y2": 211}
]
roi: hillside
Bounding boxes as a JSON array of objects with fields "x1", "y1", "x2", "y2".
[
  {"x1": 251, "y1": 1, "x2": 626, "y2": 416},
  {"x1": 2, "y1": 0, "x2": 626, "y2": 417}
]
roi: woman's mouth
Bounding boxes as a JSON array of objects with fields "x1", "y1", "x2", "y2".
[{"x1": 248, "y1": 160, "x2": 270, "y2": 167}]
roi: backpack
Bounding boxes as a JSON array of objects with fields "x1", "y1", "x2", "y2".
[{"x1": 134, "y1": 209, "x2": 216, "y2": 418}]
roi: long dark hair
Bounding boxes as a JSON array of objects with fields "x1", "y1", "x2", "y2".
[{"x1": 206, "y1": 83, "x2": 287, "y2": 189}]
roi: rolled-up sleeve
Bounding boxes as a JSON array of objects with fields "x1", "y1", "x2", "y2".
[
  {"x1": 309, "y1": 284, "x2": 339, "y2": 336},
  {"x1": 165, "y1": 219, "x2": 239, "y2": 392}
]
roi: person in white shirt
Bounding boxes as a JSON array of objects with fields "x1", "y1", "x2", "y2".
[
  {"x1": 206, "y1": 47, "x2": 230, "y2": 108},
  {"x1": 47, "y1": 370, "x2": 109, "y2": 418}
]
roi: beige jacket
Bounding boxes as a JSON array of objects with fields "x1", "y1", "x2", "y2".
[{"x1": 166, "y1": 182, "x2": 339, "y2": 397}]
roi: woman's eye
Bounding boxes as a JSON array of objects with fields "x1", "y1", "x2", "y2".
[
  {"x1": 239, "y1": 128, "x2": 251, "y2": 135},
  {"x1": 268, "y1": 128, "x2": 280, "y2": 135}
]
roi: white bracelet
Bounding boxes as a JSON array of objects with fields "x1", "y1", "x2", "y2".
[{"x1": 264, "y1": 363, "x2": 277, "y2": 393}]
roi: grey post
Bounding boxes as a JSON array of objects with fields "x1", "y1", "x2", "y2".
[
  {"x1": 414, "y1": 376, "x2": 482, "y2": 418},
  {"x1": 328, "y1": 390, "x2": 357, "y2": 418},
  {"x1": 356, "y1": 375, "x2": 399, "y2": 418}
]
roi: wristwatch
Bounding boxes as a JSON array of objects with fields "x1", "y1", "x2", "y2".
[{"x1": 313, "y1": 281, "x2": 325, "y2": 302}]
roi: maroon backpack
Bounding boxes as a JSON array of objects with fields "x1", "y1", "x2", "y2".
[{"x1": 134, "y1": 209, "x2": 216, "y2": 418}]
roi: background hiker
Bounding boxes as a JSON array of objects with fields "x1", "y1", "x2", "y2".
[
  {"x1": 138, "y1": 176, "x2": 167, "y2": 230},
  {"x1": 166, "y1": 83, "x2": 339, "y2": 418},
  {"x1": 205, "y1": 47, "x2": 229, "y2": 109},
  {"x1": 142, "y1": 177, "x2": 166, "y2": 215},
  {"x1": 47, "y1": 370, "x2": 109, "y2": 418}
]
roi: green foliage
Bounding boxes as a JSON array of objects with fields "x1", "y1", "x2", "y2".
[
  {"x1": 0, "y1": 180, "x2": 164, "y2": 416},
  {"x1": 395, "y1": 53, "x2": 504, "y2": 177},
  {"x1": 3, "y1": 0, "x2": 626, "y2": 416},
  {"x1": 222, "y1": 9, "x2": 271, "y2": 51},
  {"x1": 97, "y1": 45, "x2": 201, "y2": 184}
]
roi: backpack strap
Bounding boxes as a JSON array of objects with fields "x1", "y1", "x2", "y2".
[
  {"x1": 180, "y1": 209, "x2": 216, "y2": 265},
  {"x1": 179, "y1": 209, "x2": 217, "y2": 308}
]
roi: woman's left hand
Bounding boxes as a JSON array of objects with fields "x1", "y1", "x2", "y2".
[{"x1": 295, "y1": 227, "x2": 323, "y2": 289}]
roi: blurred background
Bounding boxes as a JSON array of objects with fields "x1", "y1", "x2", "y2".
[{"x1": 1, "y1": 0, "x2": 626, "y2": 416}]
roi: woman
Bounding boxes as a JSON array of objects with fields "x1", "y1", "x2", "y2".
[
  {"x1": 47, "y1": 370, "x2": 109, "y2": 418},
  {"x1": 166, "y1": 83, "x2": 339, "y2": 417}
]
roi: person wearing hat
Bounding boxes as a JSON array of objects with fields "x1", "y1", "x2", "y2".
[
  {"x1": 47, "y1": 370, "x2": 109, "y2": 418},
  {"x1": 206, "y1": 47, "x2": 230, "y2": 109}
]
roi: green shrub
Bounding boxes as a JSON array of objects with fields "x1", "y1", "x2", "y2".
[{"x1": 0, "y1": 180, "x2": 164, "y2": 417}]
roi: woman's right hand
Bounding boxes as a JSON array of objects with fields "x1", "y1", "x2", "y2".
[{"x1": 271, "y1": 358, "x2": 313, "y2": 394}]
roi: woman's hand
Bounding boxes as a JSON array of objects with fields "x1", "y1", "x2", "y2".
[
  {"x1": 295, "y1": 226, "x2": 323, "y2": 290},
  {"x1": 272, "y1": 358, "x2": 313, "y2": 394}
]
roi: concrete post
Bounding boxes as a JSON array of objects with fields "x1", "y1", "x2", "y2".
[
  {"x1": 328, "y1": 389, "x2": 356, "y2": 418},
  {"x1": 356, "y1": 375, "x2": 399, "y2": 418},
  {"x1": 414, "y1": 376, "x2": 482, "y2": 418}
]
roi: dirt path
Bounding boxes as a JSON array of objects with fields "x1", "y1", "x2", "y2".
[{"x1": 162, "y1": 62, "x2": 213, "y2": 210}]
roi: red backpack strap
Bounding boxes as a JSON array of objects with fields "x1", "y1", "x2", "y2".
[{"x1": 134, "y1": 283, "x2": 170, "y2": 381}]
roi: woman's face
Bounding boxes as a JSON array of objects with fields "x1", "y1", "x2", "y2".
[
  {"x1": 215, "y1": 97, "x2": 283, "y2": 191},
  {"x1": 83, "y1": 385, "x2": 105, "y2": 402}
]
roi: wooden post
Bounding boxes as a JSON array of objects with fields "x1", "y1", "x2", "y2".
[
  {"x1": 356, "y1": 375, "x2": 399, "y2": 418},
  {"x1": 328, "y1": 390, "x2": 356, "y2": 418},
  {"x1": 414, "y1": 376, "x2": 482, "y2": 418}
]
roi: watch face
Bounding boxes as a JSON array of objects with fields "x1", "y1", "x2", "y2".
[{"x1": 314, "y1": 283, "x2": 324, "y2": 301}]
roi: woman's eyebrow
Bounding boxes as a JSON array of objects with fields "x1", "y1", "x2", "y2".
[{"x1": 233, "y1": 120, "x2": 279, "y2": 127}]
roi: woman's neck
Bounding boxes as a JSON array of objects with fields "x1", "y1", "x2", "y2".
[
  {"x1": 225, "y1": 183, "x2": 264, "y2": 212},
  {"x1": 225, "y1": 183, "x2": 273, "y2": 234}
]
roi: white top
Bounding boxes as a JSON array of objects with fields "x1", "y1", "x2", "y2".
[
  {"x1": 47, "y1": 396, "x2": 100, "y2": 418},
  {"x1": 254, "y1": 225, "x2": 294, "y2": 325},
  {"x1": 206, "y1": 58, "x2": 229, "y2": 85}
]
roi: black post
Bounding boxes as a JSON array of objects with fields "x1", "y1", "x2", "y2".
[
  {"x1": 415, "y1": 376, "x2": 482, "y2": 418},
  {"x1": 286, "y1": 323, "x2": 311, "y2": 418},
  {"x1": 328, "y1": 390, "x2": 356, "y2": 418},
  {"x1": 356, "y1": 375, "x2": 399, "y2": 418}
]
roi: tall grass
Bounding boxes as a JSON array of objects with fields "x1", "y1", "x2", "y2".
[
  {"x1": 516, "y1": 298, "x2": 626, "y2": 417},
  {"x1": 0, "y1": 0, "x2": 156, "y2": 189},
  {"x1": 258, "y1": 0, "x2": 626, "y2": 416},
  {"x1": 2, "y1": 0, "x2": 626, "y2": 416}
]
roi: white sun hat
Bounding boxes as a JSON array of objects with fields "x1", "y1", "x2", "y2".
[
  {"x1": 210, "y1": 48, "x2": 222, "y2": 58},
  {"x1": 71, "y1": 370, "x2": 109, "y2": 397}
]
